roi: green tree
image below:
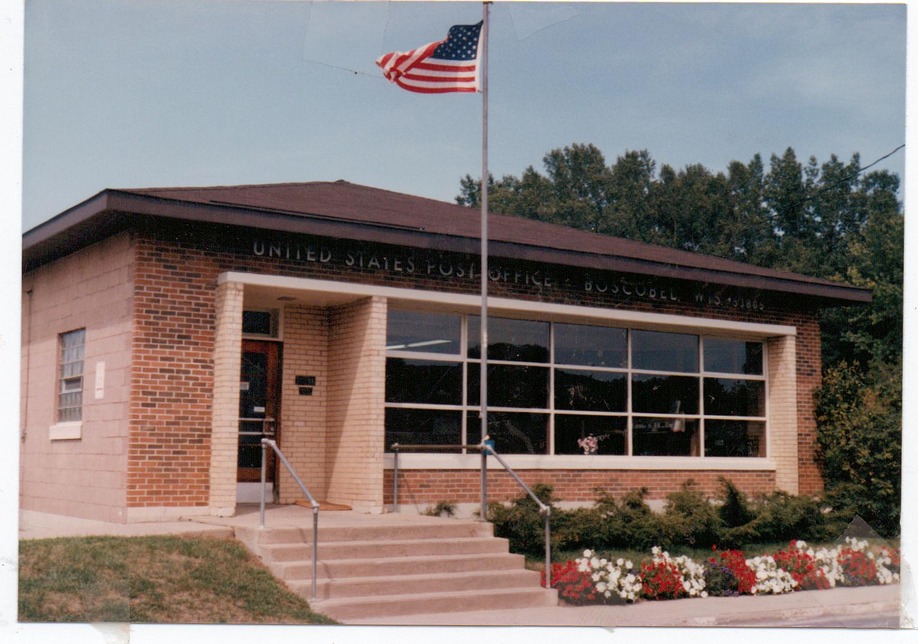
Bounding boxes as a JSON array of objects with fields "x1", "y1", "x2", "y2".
[
  {"x1": 456, "y1": 141, "x2": 904, "y2": 536},
  {"x1": 814, "y1": 362, "x2": 901, "y2": 537}
]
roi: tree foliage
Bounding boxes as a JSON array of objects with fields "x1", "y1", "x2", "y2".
[
  {"x1": 459, "y1": 143, "x2": 904, "y2": 535},
  {"x1": 814, "y1": 363, "x2": 901, "y2": 537}
]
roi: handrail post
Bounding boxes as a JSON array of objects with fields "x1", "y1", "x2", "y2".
[
  {"x1": 312, "y1": 505, "x2": 318, "y2": 601},
  {"x1": 544, "y1": 507, "x2": 551, "y2": 588},
  {"x1": 261, "y1": 438, "x2": 320, "y2": 602},
  {"x1": 392, "y1": 443, "x2": 400, "y2": 513},
  {"x1": 259, "y1": 438, "x2": 267, "y2": 528},
  {"x1": 480, "y1": 441, "x2": 488, "y2": 521}
]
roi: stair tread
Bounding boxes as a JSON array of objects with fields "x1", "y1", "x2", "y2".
[
  {"x1": 293, "y1": 567, "x2": 538, "y2": 587},
  {"x1": 314, "y1": 585, "x2": 551, "y2": 607},
  {"x1": 279, "y1": 551, "x2": 521, "y2": 566},
  {"x1": 265, "y1": 535, "x2": 502, "y2": 548}
]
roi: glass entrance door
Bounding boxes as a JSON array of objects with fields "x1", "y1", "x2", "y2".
[{"x1": 238, "y1": 340, "x2": 280, "y2": 482}]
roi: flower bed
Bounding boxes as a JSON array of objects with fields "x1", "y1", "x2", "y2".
[{"x1": 543, "y1": 538, "x2": 899, "y2": 605}]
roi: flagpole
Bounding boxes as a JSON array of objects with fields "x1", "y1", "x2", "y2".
[{"x1": 480, "y1": 2, "x2": 490, "y2": 456}]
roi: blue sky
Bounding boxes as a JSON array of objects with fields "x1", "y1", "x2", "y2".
[{"x1": 20, "y1": 1, "x2": 907, "y2": 230}]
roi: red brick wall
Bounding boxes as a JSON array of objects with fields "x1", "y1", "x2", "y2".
[
  {"x1": 128, "y1": 238, "x2": 221, "y2": 508},
  {"x1": 384, "y1": 469, "x2": 777, "y2": 505}
]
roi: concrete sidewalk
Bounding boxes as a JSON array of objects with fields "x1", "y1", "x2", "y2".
[
  {"x1": 344, "y1": 584, "x2": 903, "y2": 627},
  {"x1": 17, "y1": 508, "x2": 909, "y2": 628}
]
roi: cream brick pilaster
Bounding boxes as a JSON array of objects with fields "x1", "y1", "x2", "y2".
[
  {"x1": 326, "y1": 296, "x2": 387, "y2": 512},
  {"x1": 767, "y1": 334, "x2": 799, "y2": 494},
  {"x1": 208, "y1": 281, "x2": 244, "y2": 515}
]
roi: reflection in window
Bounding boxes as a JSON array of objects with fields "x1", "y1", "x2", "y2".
[
  {"x1": 555, "y1": 369, "x2": 626, "y2": 412},
  {"x1": 555, "y1": 323, "x2": 627, "y2": 368},
  {"x1": 386, "y1": 408, "x2": 462, "y2": 451},
  {"x1": 468, "y1": 364, "x2": 549, "y2": 409},
  {"x1": 468, "y1": 316, "x2": 549, "y2": 362},
  {"x1": 386, "y1": 359, "x2": 462, "y2": 405},
  {"x1": 632, "y1": 374, "x2": 699, "y2": 414},
  {"x1": 704, "y1": 338, "x2": 763, "y2": 374},
  {"x1": 467, "y1": 411, "x2": 548, "y2": 454},
  {"x1": 632, "y1": 418, "x2": 700, "y2": 456},
  {"x1": 705, "y1": 420, "x2": 765, "y2": 457},
  {"x1": 704, "y1": 379, "x2": 766, "y2": 417},
  {"x1": 386, "y1": 310, "x2": 460, "y2": 354},
  {"x1": 633, "y1": 330, "x2": 698, "y2": 373},
  {"x1": 555, "y1": 415, "x2": 627, "y2": 455}
]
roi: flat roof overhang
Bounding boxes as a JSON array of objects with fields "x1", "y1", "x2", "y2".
[{"x1": 23, "y1": 189, "x2": 872, "y2": 307}]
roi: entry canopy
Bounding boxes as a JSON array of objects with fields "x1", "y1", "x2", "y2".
[{"x1": 23, "y1": 180, "x2": 870, "y2": 306}]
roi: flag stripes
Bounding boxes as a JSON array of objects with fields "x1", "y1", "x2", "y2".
[{"x1": 376, "y1": 22, "x2": 483, "y2": 94}]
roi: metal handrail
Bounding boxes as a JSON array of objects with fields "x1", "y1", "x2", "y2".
[
  {"x1": 260, "y1": 438, "x2": 320, "y2": 601},
  {"x1": 389, "y1": 438, "x2": 552, "y2": 587}
]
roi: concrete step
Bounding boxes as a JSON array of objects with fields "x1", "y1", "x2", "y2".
[
  {"x1": 313, "y1": 586, "x2": 559, "y2": 621},
  {"x1": 249, "y1": 520, "x2": 493, "y2": 546},
  {"x1": 290, "y1": 568, "x2": 543, "y2": 601},
  {"x1": 274, "y1": 551, "x2": 527, "y2": 581},
  {"x1": 259, "y1": 536, "x2": 509, "y2": 562}
]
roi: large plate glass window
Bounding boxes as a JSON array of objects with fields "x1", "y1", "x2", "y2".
[{"x1": 383, "y1": 311, "x2": 767, "y2": 458}]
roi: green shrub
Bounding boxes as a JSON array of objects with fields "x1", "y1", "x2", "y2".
[
  {"x1": 487, "y1": 483, "x2": 558, "y2": 556},
  {"x1": 608, "y1": 488, "x2": 665, "y2": 551},
  {"x1": 748, "y1": 491, "x2": 829, "y2": 543},
  {"x1": 487, "y1": 478, "x2": 852, "y2": 557},
  {"x1": 658, "y1": 480, "x2": 721, "y2": 549}
]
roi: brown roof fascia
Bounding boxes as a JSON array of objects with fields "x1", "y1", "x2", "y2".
[{"x1": 23, "y1": 188, "x2": 871, "y2": 306}]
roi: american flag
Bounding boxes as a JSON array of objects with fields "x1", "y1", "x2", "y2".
[{"x1": 376, "y1": 22, "x2": 483, "y2": 94}]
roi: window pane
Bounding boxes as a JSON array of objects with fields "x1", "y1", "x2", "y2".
[
  {"x1": 705, "y1": 420, "x2": 766, "y2": 457},
  {"x1": 385, "y1": 408, "x2": 462, "y2": 451},
  {"x1": 554, "y1": 415, "x2": 626, "y2": 455},
  {"x1": 704, "y1": 338, "x2": 763, "y2": 374},
  {"x1": 633, "y1": 417, "x2": 700, "y2": 456},
  {"x1": 633, "y1": 330, "x2": 698, "y2": 372},
  {"x1": 704, "y1": 378, "x2": 766, "y2": 417},
  {"x1": 242, "y1": 310, "x2": 275, "y2": 336},
  {"x1": 555, "y1": 369, "x2": 626, "y2": 411},
  {"x1": 386, "y1": 359, "x2": 462, "y2": 405},
  {"x1": 61, "y1": 377, "x2": 82, "y2": 393},
  {"x1": 61, "y1": 329, "x2": 85, "y2": 349},
  {"x1": 467, "y1": 411, "x2": 547, "y2": 454},
  {"x1": 554, "y1": 323, "x2": 627, "y2": 368},
  {"x1": 468, "y1": 364, "x2": 549, "y2": 408},
  {"x1": 632, "y1": 374, "x2": 699, "y2": 414},
  {"x1": 468, "y1": 316, "x2": 549, "y2": 362},
  {"x1": 61, "y1": 362, "x2": 82, "y2": 378},
  {"x1": 386, "y1": 310, "x2": 460, "y2": 354}
]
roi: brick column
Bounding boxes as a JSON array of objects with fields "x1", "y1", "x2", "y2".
[
  {"x1": 326, "y1": 296, "x2": 387, "y2": 512},
  {"x1": 208, "y1": 280, "x2": 244, "y2": 516},
  {"x1": 767, "y1": 334, "x2": 799, "y2": 494},
  {"x1": 277, "y1": 305, "x2": 329, "y2": 504}
]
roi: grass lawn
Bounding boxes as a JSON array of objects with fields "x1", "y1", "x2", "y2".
[{"x1": 18, "y1": 535, "x2": 337, "y2": 624}]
